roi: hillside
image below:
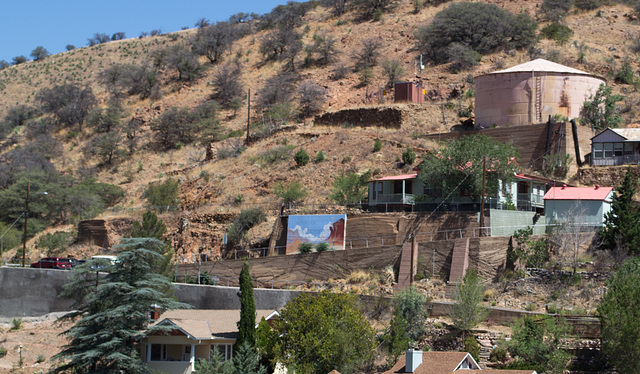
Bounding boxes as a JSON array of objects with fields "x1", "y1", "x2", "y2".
[{"x1": 1, "y1": 0, "x2": 640, "y2": 263}]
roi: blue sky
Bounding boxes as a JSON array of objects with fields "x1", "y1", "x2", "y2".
[{"x1": 0, "y1": 0, "x2": 296, "y2": 63}]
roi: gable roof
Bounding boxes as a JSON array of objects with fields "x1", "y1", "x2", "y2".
[
  {"x1": 383, "y1": 352, "x2": 473, "y2": 374},
  {"x1": 153, "y1": 309, "x2": 277, "y2": 340},
  {"x1": 592, "y1": 127, "x2": 640, "y2": 142},
  {"x1": 543, "y1": 186, "x2": 613, "y2": 201}
]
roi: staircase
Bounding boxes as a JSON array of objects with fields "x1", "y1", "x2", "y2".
[
  {"x1": 395, "y1": 241, "x2": 413, "y2": 290},
  {"x1": 535, "y1": 75, "x2": 542, "y2": 122},
  {"x1": 445, "y1": 238, "x2": 470, "y2": 297}
]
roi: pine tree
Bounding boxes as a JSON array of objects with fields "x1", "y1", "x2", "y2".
[
  {"x1": 237, "y1": 260, "x2": 257, "y2": 349},
  {"x1": 232, "y1": 342, "x2": 267, "y2": 374},
  {"x1": 602, "y1": 167, "x2": 640, "y2": 255},
  {"x1": 53, "y1": 238, "x2": 189, "y2": 373},
  {"x1": 131, "y1": 210, "x2": 167, "y2": 240}
]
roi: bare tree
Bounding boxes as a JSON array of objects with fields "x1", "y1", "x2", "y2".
[
  {"x1": 192, "y1": 22, "x2": 238, "y2": 64},
  {"x1": 211, "y1": 61, "x2": 244, "y2": 112},
  {"x1": 549, "y1": 203, "x2": 595, "y2": 274},
  {"x1": 298, "y1": 80, "x2": 328, "y2": 118},
  {"x1": 36, "y1": 84, "x2": 97, "y2": 132},
  {"x1": 353, "y1": 38, "x2": 382, "y2": 70}
]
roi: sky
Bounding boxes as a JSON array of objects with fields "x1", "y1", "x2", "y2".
[{"x1": 0, "y1": 0, "x2": 297, "y2": 63}]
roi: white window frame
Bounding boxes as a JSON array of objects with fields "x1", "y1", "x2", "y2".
[
  {"x1": 150, "y1": 344, "x2": 167, "y2": 361},
  {"x1": 593, "y1": 143, "x2": 603, "y2": 159},
  {"x1": 211, "y1": 343, "x2": 233, "y2": 361}
]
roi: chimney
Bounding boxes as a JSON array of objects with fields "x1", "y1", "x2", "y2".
[
  {"x1": 595, "y1": 184, "x2": 600, "y2": 189},
  {"x1": 561, "y1": 184, "x2": 567, "y2": 189},
  {"x1": 405, "y1": 349, "x2": 422, "y2": 372}
]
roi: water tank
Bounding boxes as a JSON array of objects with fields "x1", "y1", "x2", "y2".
[{"x1": 475, "y1": 59, "x2": 606, "y2": 128}]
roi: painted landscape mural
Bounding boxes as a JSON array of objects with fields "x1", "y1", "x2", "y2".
[{"x1": 286, "y1": 214, "x2": 347, "y2": 253}]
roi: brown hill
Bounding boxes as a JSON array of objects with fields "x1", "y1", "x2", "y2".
[{"x1": 1, "y1": 0, "x2": 639, "y2": 262}]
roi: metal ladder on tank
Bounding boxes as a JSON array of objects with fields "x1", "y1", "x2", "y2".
[{"x1": 535, "y1": 75, "x2": 542, "y2": 122}]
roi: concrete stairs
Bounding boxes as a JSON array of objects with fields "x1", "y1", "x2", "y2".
[
  {"x1": 445, "y1": 238, "x2": 470, "y2": 297},
  {"x1": 395, "y1": 241, "x2": 413, "y2": 290}
]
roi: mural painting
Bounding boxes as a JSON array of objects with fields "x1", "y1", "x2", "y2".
[{"x1": 286, "y1": 214, "x2": 346, "y2": 253}]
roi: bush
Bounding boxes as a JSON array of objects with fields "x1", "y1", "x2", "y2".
[
  {"x1": 416, "y1": 3, "x2": 537, "y2": 65},
  {"x1": 36, "y1": 354, "x2": 45, "y2": 363},
  {"x1": 540, "y1": 23, "x2": 574, "y2": 44},
  {"x1": 143, "y1": 179, "x2": 181, "y2": 210},
  {"x1": 382, "y1": 59, "x2": 405, "y2": 88},
  {"x1": 614, "y1": 61, "x2": 638, "y2": 87},
  {"x1": 464, "y1": 336, "x2": 481, "y2": 362},
  {"x1": 489, "y1": 346, "x2": 508, "y2": 362},
  {"x1": 373, "y1": 138, "x2": 382, "y2": 152},
  {"x1": 227, "y1": 208, "x2": 267, "y2": 247},
  {"x1": 541, "y1": 0, "x2": 572, "y2": 22},
  {"x1": 298, "y1": 80, "x2": 328, "y2": 118},
  {"x1": 353, "y1": 38, "x2": 382, "y2": 70},
  {"x1": 11, "y1": 318, "x2": 22, "y2": 331},
  {"x1": 37, "y1": 231, "x2": 76, "y2": 254},
  {"x1": 294, "y1": 148, "x2": 310, "y2": 166},
  {"x1": 316, "y1": 242, "x2": 330, "y2": 252},
  {"x1": 259, "y1": 145, "x2": 294, "y2": 165},
  {"x1": 329, "y1": 171, "x2": 371, "y2": 205},
  {"x1": 447, "y1": 43, "x2": 482, "y2": 72},
  {"x1": 574, "y1": 0, "x2": 601, "y2": 10},
  {"x1": 273, "y1": 180, "x2": 308, "y2": 204},
  {"x1": 315, "y1": 150, "x2": 327, "y2": 162},
  {"x1": 402, "y1": 146, "x2": 416, "y2": 165},
  {"x1": 298, "y1": 242, "x2": 314, "y2": 253}
]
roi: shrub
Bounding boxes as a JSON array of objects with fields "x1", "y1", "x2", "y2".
[
  {"x1": 373, "y1": 138, "x2": 382, "y2": 152},
  {"x1": 298, "y1": 80, "x2": 328, "y2": 118},
  {"x1": 294, "y1": 148, "x2": 310, "y2": 166},
  {"x1": 382, "y1": 59, "x2": 405, "y2": 88},
  {"x1": 447, "y1": 43, "x2": 481, "y2": 72},
  {"x1": 298, "y1": 242, "x2": 314, "y2": 253},
  {"x1": 259, "y1": 145, "x2": 294, "y2": 165},
  {"x1": 315, "y1": 150, "x2": 327, "y2": 162},
  {"x1": 36, "y1": 354, "x2": 45, "y2": 363},
  {"x1": 329, "y1": 171, "x2": 371, "y2": 205},
  {"x1": 273, "y1": 180, "x2": 308, "y2": 204},
  {"x1": 614, "y1": 61, "x2": 638, "y2": 87},
  {"x1": 37, "y1": 231, "x2": 76, "y2": 254},
  {"x1": 353, "y1": 38, "x2": 382, "y2": 70},
  {"x1": 316, "y1": 242, "x2": 330, "y2": 252},
  {"x1": 489, "y1": 346, "x2": 508, "y2": 362},
  {"x1": 574, "y1": 0, "x2": 601, "y2": 10},
  {"x1": 11, "y1": 318, "x2": 22, "y2": 331},
  {"x1": 541, "y1": 0, "x2": 572, "y2": 22},
  {"x1": 0, "y1": 347, "x2": 6, "y2": 358},
  {"x1": 416, "y1": 3, "x2": 537, "y2": 65},
  {"x1": 402, "y1": 146, "x2": 416, "y2": 165},
  {"x1": 540, "y1": 23, "x2": 574, "y2": 44},
  {"x1": 464, "y1": 336, "x2": 481, "y2": 362},
  {"x1": 143, "y1": 179, "x2": 181, "y2": 210},
  {"x1": 227, "y1": 208, "x2": 267, "y2": 247}
]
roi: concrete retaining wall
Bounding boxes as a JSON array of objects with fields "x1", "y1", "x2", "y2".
[{"x1": 490, "y1": 209, "x2": 546, "y2": 237}]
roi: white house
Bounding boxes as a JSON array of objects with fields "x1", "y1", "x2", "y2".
[
  {"x1": 140, "y1": 309, "x2": 278, "y2": 374},
  {"x1": 591, "y1": 127, "x2": 640, "y2": 166},
  {"x1": 367, "y1": 172, "x2": 554, "y2": 213},
  {"x1": 543, "y1": 185, "x2": 613, "y2": 227}
]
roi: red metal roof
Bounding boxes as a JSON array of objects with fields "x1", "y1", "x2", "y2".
[
  {"x1": 543, "y1": 186, "x2": 613, "y2": 201},
  {"x1": 372, "y1": 173, "x2": 418, "y2": 181}
]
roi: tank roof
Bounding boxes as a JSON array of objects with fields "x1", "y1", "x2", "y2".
[{"x1": 479, "y1": 58, "x2": 604, "y2": 79}]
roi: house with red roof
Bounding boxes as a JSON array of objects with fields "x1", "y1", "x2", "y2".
[{"x1": 543, "y1": 185, "x2": 614, "y2": 227}]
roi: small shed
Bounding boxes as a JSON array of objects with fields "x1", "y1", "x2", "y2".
[
  {"x1": 591, "y1": 127, "x2": 640, "y2": 166},
  {"x1": 543, "y1": 185, "x2": 613, "y2": 227},
  {"x1": 394, "y1": 82, "x2": 424, "y2": 104}
]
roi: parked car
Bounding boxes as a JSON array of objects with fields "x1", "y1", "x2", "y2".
[
  {"x1": 30, "y1": 257, "x2": 72, "y2": 270},
  {"x1": 90, "y1": 255, "x2": 119, "y2": 269}
]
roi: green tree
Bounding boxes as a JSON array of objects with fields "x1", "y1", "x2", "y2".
[
  {"x1": 402, "y1": 146, "x2": 416, "y2": 165},
  {"x1": 30, "y1": 46, "x2": 50, "y2": 61},
  {"x1": 602, "y1": 167, "x2": 640, "y2": 255},
  {"x1": 393, "y1": 285, "x2": 428, "y2": 341},
  {"x1": 227, "y1": 208, "x2": 267, "y2": 248},
  {"x1": 508, "y1": 315, "x2": 572, "y2": 373},
  {"x1": 131, "y1": 210, "x2": 167, "y2": 241},
  {"x1": 373, "y1": 138, "x2": 382, "y2": 152},
  {"x1": 580, "y1": 83, "x2": 624, "y2": 131},
  {"x1": 328, "y1": 171, "x2": 372, "y2": 205},
  {"x1": 53, "y1": 238, "x2": 189, "y2": 373},
  {"x1": 237, "y1": 260, "x2": 257, "y2": 349},
  {"x1": 450, "y1": 270, "x2": 489, "y2": 340},
  {"x1": 382, "y1": 59, "x2": 405, "y2": 88},
  {"x1": 419, "y1": 134, "x2": 519, "y2": 200},
  {"x1": 294, "y1": 148, "x2": 310, "y2": 167},
  {"x1": 196, "y1": 347, "x2": 233, "y2": 374},
  {"x1": 276, "y1": 291, "x2": 376, "y2": 374},
  {"x1": 273, "y1": 180, "x2": 308, "y2": 204},
  {"x1": 598, "y1": 258, "x2": 640, "y2": 374},
  {"x1": 256, "y1": 317, "x2": 280, "y2": 372},
  {"x1": 416, "y1": 3, "x2": 537, "y2": 65},
  {"x1": 383, "y1": 310, "x2": 411, "y2": 365},
  {"x1": 231, "y1": 342, "x2": 267, "y2": 374},
  {"x1": 143, "y1": 179, "x2": 181, "y2": 210}
]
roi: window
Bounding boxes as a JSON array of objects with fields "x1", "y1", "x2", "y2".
[
  {"x1": 624, "y1": 143, "x2": 633, "y2": 156},
  {"x1": 423, "y1": 185, "x2": 442, "y2": 197},
  {"x1": 150, "y1": 344, "x2": 167, "y2": 361},
  {"x1": 604, "y1": 143, "x2": 613, "y2": 158},
  {"x1": 593, "y1": 143, "x2": 603, "y2": 159},
  {"x1": 614, "y1": 143, "x2": 623, "y2": 157},
  {"x1": 211, "y1": 344, "x2": 233, "y2": 361}
]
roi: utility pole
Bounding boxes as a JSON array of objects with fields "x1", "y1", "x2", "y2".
[
  {"x1": 22, "y1": 181, "x2": 30, "y2": 267},
  {"x1": 246, "y1": 88, "x2": 251, "y2": 145},
  {"x1": 479, "y1": 157, "x2": 487, "y2": 237}
]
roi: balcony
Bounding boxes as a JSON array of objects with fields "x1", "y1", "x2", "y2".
[{"x1": 592, "y1": 154, "x2": 640, "y2": 166}]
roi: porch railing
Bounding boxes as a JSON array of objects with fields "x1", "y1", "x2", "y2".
[{"x1": 592, "y1": 155, "x2": 640, "y2": 166}]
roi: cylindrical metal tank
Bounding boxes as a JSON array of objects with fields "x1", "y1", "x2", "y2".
[{"x1": 475, "y1": 59, "x2": 606, "y2": 128}]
